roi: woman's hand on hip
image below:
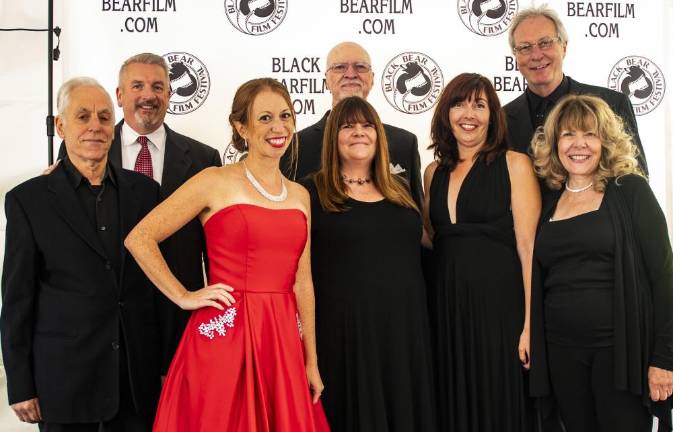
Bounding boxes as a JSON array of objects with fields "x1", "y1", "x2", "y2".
[{"x1": 175, "y1": 283, "x2": 235, "y2": 311}]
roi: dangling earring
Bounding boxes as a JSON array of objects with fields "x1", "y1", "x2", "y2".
[{"x1": 243, "y1": 138, "x2": 249, "y2": 151}]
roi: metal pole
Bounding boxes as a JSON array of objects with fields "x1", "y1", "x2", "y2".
[{"x1": 46, "y1": 0, "x2": 54, "y2": 165}]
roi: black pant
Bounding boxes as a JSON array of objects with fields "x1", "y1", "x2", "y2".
[{"x1": 547, "y1": 343, "x2": 652, "y2": 432}]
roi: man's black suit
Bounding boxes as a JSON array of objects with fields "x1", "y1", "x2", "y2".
[
  {"x1": 281, "y1": 111, "x2": 424, "y2": 209},
  {"x1": 58, "y1": 120, "x2": 221, "y2": 371},
  {"x1": 1, "y1": 163, "x2": 161, "y2": 424},
  {"x1": 504, "y1": 76, "x2": 648, "y2": 174}
]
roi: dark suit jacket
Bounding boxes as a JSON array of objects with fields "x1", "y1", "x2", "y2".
[
  {"x1": 1, "y1": 163, "x2": 162, "y2": 423},
  {"x1": 58, "y1": 121, "x2": 222, "y2": 371},
  {"x1": 504, "y1": 76, "x2": 648, "y2": 174},
  {"x1": 281, "y1": 111, "x2": 424, "y2": 209}
]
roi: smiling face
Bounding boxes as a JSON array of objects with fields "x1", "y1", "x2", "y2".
[
  {"x1": 116, "y1": 63, "x2": 170, "y2": 134},
  {"x1": 557, "y1": 126, "x2": 602, "y2": 184},
  {"x1": 236, "y1": 89, "x2": 294, "y2": 158},
  {"x1": 325, "y1": 42, "x2": 374, "y2": 105},
  {"x1": 449, "y1": 91, "x2": 490, "y2": 150},
  {"x1": 512, "y1": 15, "x2": 567, "y2": 97},
  {"x1": 337, "y1": 117, "x2": 378, "y2": 167},
  {"x1": 57, "y1": 85, "x2": 114, "y2": 165}
]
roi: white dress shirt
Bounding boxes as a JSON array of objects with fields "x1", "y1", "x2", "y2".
[{"x1": 121, "y1": 122, "x2": 167, "y2": 185}]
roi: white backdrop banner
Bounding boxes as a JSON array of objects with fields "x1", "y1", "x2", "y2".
[{"x1": 52, "y1": 0, "x2": 671, "y2": 225}]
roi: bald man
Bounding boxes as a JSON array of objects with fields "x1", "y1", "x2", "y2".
[{"x1": 281, "y1": 41, "x2": 423, "y2": 208}]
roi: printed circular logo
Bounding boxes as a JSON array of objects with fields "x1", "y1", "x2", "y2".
[
  {"x1": 608, "y1": 56, "x2": 665, "y2": 116},
  {"x1": 458, "y1": 0, "x2": 518, "y2": 36},
  {"x1": 224, "y1": 0, "x2": 287, "y2": 35},
  {"x1": 382, "y1": 52, "x2": 444, "y2": 114},
  {"x1": 162, "y1": 52, "x2": 211, "y2": 115},
  {"x1": 223, "y1": 142, "x2": 247, "y2": 165}
]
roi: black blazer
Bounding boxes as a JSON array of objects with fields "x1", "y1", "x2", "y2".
[
  {"x1": 504, "y1": 76, "x2": 648, "y2": 174},
  {"x1": 58, "y1": 120, "x2": 222, "y2": 371},
  {"x1": 281, "y1": 111, "x2": 424, "y2": 209},
  {"x1": 530, "y1": 175, "x2": 673, "y2": 428},
  {"x1": 1, "y1": 163, "x2": 162, "y2": 423}
]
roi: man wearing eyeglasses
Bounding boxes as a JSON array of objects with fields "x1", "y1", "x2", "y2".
[
  {"x1": 504, "y1": 5, "x2": 647, "y2": 174},
  {"x1": 281, "y1": 41, "x2": 423, "y2": 208}
]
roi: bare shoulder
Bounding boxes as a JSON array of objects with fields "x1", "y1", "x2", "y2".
[
  {"x1": 506, "y1": 150, "x2": 534, "y2": 174},
  {"x1": 288, "y1": 180, "x2": 309, "y2": 200},
  {"x1": 423, "y1": 160, "x2": 439, "y2": 184}
]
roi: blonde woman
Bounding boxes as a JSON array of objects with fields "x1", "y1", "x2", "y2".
[{"x1": 530, "y1": 94, "x2": 673, "y2": 431}]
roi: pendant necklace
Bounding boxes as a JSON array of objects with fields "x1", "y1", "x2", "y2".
[{"x1": 244, "y1": 162, "x2": 287, "y2": 202}]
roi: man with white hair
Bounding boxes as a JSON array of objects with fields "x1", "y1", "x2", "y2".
[
  {"x1": 59, "y1": 53, "x2": 222, "y2": 373},
  {"x1": 2, "y1": 78, "x2": 162, "y2": 431},
  {"x1": 282, "y1": 41, "x2": 423, "y2": 208},
  {"x1": 504, "y1": 5, "x2": 647, "y2": 174}
]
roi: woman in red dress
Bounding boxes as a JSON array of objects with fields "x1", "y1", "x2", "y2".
[{"x1": 125, "y1": 78, "x2": 329, "y2": 432}]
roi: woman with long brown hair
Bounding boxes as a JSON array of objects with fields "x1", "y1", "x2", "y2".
[
  {"x1": 425, "y1": 73, "x2": 540, "y2": 431},
  {"x1": 125, "y1": 78, "x2": 329, "y2": 431},
  {"x1": 303, "y1": 96, "x2": 436, "y2": 431}
]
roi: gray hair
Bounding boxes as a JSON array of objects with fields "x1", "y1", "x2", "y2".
[
  {"x1": 508, "y1": 4, "x2": 569, "y2": 50},
  {"x1": 57, "y1": 77, "x2": 113, "y2": 120},
  {"x1": 118, "y1": 52, "x2": 169, "y2": 86}
]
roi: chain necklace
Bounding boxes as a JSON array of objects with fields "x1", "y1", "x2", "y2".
[
  {"x1": 341, "y1": 174, "x2": 371, "y2": 185},
  {"x1": 565, "y1": 182, "x2": 593, "y2": 193},
  {"x1": 243, "y1": 162, "x2": 287, "y2": 202}
]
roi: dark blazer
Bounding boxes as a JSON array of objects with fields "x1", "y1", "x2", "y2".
[
  {"x1": 1, "y1": 163, "x2": 162, "y2": 423},
  {"x1": 504, "y1": 76, "x2": 648, "y2": 174},
  {"x1": 59, "y1": 120, "x2": 222, "y2": 371},
  {"x1": 530, "y1": 175, "x2": 673, "y2": 428},
  {"x1": 281, "y1": 111, "x2": 424, "y2": 209}
]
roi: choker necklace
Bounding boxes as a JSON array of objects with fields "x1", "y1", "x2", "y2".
[
  {"x1": 243, "y1": 162, "x2": 287, "y2": 202},
  {"x1": 341, "y1": 174, "x2": 371, "y2": 185},
  {"x1": 565, "y1": 182, "x2": 593, "y2": 193}
]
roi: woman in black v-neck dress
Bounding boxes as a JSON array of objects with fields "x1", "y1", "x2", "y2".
[{"x1": 424, "y1": 73, "x2": 540, "y2": 432}]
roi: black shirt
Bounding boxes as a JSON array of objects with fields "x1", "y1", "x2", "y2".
[
  {"x1": 535, "y1": 202, "x2": 615, "y2": 347},
  {"x1": 63, "y1": 157, "x2": 122, "y2": 280},
  {"x1": 526, "y1": 75, "x2": 571, "y2": 129}
]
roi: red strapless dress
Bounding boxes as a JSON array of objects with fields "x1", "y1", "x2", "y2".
[{"x1": 153, "y1": 204, "x2": 330, "y2": 432}]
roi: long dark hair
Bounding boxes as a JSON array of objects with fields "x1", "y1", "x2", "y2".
[
  {"x1": 313, "y1": 96, "x2": 418, "y2": 213},
  {"x1": 429, "y1": 73, "x2": 507, "y2": 170}
]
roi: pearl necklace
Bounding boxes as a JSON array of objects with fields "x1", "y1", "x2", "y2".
[
  {"x1": 243, "y1": 162, "x2": 287, "y2": 202},
  {"x1": 341, "y1": 174, "x2": 371, "y2": 185},
  {"x1": 565, "y1": 182, "x2": 593, "y2": 193}
]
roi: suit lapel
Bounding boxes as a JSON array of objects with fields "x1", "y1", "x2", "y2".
[
  {"x1": 116, "y1": 167, "x2": 140, "y2": 290},
  {"x1": 109, "y1": 121, "x2": 124, "y2": 169},
  {"x1": 47, "y1": 164, "x2": 108, "y2": 259},
  {"x1": 507, "y1": 96, "x2": 535, "y2": 152},
  {"x1": 161, "y1": 124, "x2": 191, "y2": 197}
]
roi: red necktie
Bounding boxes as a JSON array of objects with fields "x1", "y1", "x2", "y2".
[{"x1": 134, "y1": 136, "x2": 154, "y2": 178}]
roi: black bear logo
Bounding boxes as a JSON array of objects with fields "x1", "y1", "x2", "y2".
[
  {"x1": 395, "y1": 62, "x2": 431, "y2": 96},
  {"x1": 621, "y1": 66, "x2": 653, "y2": 99},
  {"x1": 239, "y1": 0, "x2": 275, "y2": 17},
  {"x1": 471, "y1": 0, "x2": 506, "y2": 19}
]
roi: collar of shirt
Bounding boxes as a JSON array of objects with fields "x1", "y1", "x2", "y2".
[
  {"x1": 526, "y1": 75, "x2": 570, "y2": 114},
  {"x1": 121, "y1": 122, "x2": 167, "y2": 152},
  {"x1": 120, "y1": 121, "x2": 166, "y2": 184},
  {"x1": 62, "y1": 156, "x2": 117, "y2": 189}
]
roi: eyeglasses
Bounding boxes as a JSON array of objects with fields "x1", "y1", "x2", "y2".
[
  {"x1": 327, "y1": 62, "x2": 372, "y2": 74},
  {"x1": 513, "y1": 36, "x2": 563, "y2": 56}
]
